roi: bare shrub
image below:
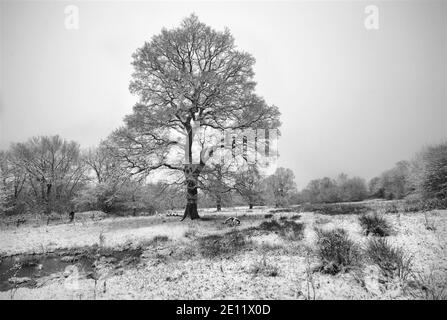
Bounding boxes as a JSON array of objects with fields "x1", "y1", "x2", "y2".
[
  {"x1": 365, "y1": 238, "x2": 413, "y2": 281},
  {"x1": 315, "y1": 228, "x2": 362, "y2": 274},
  {"x1": 358, "y1": 212, "x2": 392, "y2": 236}
]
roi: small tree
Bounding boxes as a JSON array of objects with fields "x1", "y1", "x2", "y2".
[
  {"x1": 234, "y1": 164, "x2": 263, "y2": 209},
  {"x1": 0, "y1": 151, "x2": 27, "y2": 213},
  {"x1": 75, "y1": 142, "x2": 131, "y2": 213},
  {"x1": 0, "y1": 168, "x2": 9, "y2": 213},
  {"x1": 200, "y1": 163, "x2": 233, "y2": 211},
  {"x1": 301, "y1": 177, "x2": 339, "y2": 203},
  {"x1": 83, "y1": 143, "x2": 126, "y2": 184},
  {"x1": 10, "y1": 135, "x2": 87, "y2": 214},
  {"x1": 368, "y1": 176, "x2": 384, "y2": 198},
  {"x1": 365, "y1": 162, "x2": 411, "y2": 200},
  {"x1": 264, "y1": 167, "x2": 296, "y2": 207},
  {"x1": 338, "y1": 176, "x2": 368, "y2": 202},
  {"x1": 317, "y1": 177, "x2": 340, "y2": 203},
  {"x1": 420, "y1": 142, "x2": 447, "y2": 199}
]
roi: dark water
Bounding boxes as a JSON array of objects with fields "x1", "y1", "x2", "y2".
[{"x1": 0, "y1": 247, "x2": 142, "y2": 292}]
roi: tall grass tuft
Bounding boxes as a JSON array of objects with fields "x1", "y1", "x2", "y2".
[
  {"x1": 359, "y1": 212, "x2": 392, "y2": 236},
  {"x1": 408, "y1": 268, "x2": 447, "y2": 300},
  {"x1": 365, "y1": 238, "x2": 413, "y2": 281},
  {"x1": 315, "y1": 228, "x2": 362, "y2": 274}
]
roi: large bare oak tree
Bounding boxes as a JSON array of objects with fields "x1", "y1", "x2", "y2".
[{"x1": 110, "y1": 14, "x2": 280, "y2": 220}]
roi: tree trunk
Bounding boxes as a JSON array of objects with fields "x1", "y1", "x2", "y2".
[
  {"x1": 216, "y1": 195, "x2": 222, "y2": 212},
  {"x1": 45, "y1": 183, "x2": 52, "y2": 214},
  {"x1": 181, "y1": 164, "x2": 202, "y2": 220},
  {"x1": 132, "y1": 194, "x2": 136, "y2": 216}
]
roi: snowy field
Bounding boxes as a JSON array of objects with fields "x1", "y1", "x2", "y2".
[{"x1": 0, "y1": 204, "x2": 446, "y2": 300}]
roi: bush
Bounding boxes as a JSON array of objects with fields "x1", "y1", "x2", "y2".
[
  {"x1": 257, "y1": 220, "x2": 282, "y2": 232},
  {"x1": 198, "y1": 230, "x2": 249, "y2": 258},
  {"x1": 257, "y1": 219, "x2": 305, "y2": 240},
  {"x1": 315, "y1": 228, "x2": 362, "y2": 274},
  {"x1": 365, "y1": 238, "x2": 413, "y2": 281},
  {"x1": 359, "y1": 213, "x2": 392, "y2": 236}
]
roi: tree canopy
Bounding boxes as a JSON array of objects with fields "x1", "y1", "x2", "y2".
[{"x1": 108, "y1": 14, "x2": 281, "y2": 219}]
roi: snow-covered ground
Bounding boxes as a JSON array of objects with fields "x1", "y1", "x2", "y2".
[{"x1": 0, "y1": 206, "x2": 446, "y2": 300}]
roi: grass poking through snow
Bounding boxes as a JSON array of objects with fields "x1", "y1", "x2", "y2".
[
  {"x1": 365, "y1": 238, "x2": 413, "y2": 281},
  {"x1": 407, "y1": 268, "x2": 447, "y2": 300},
  {"x1": 359, "y1": 212, "x2": 392, "y2": 237},
  {"x1": 315, "y1": 228, "x2": 362, "y2": 274}
]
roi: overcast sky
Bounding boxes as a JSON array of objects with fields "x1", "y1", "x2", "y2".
[{"x1": 1, "y1": 0, "x2": 446, "y2": 188}]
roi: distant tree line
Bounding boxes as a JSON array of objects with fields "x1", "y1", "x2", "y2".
[
  {"x1": 293, "y1": 141, "x2": 447, "y2": 204},
  {"x1": 367, "y1": 142, "x2": 447, "y2": 201},
  {"x1": 0, "y1": 136, "x2": 445, "y2": 216},
  {"x1": 297, "y1": 174, "x2": 368, "y2": 204}
]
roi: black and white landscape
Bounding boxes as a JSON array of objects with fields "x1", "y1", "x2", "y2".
[{"x1": 0, "y1": 0, "x2": 446, "y2": 300}]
